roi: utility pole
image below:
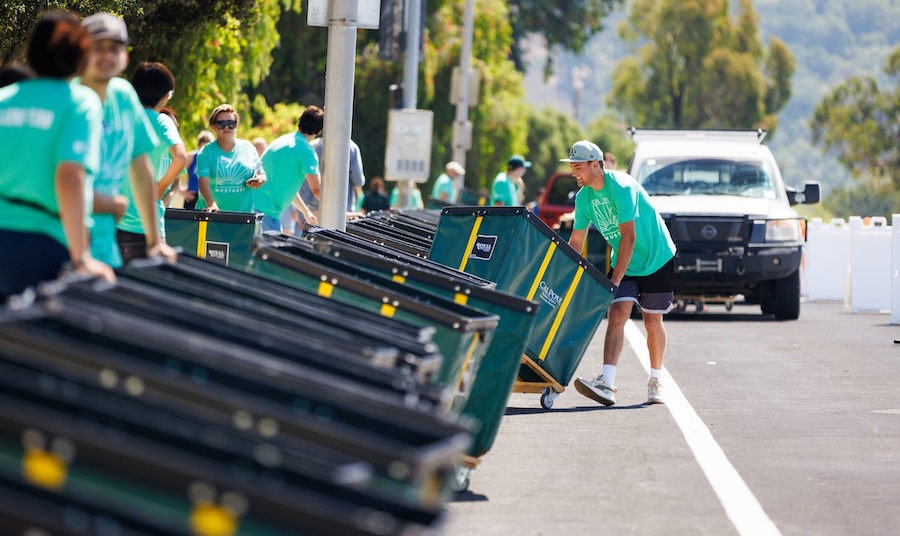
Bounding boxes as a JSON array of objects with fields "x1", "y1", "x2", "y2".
[
  {"x1": 394, "y1": 0, "x2": 423, "y2": 208},
  {"x1": 450, "y1": 0, "x2": 475, "y2": 194}
]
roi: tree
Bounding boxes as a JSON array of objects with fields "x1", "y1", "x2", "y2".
[
  {"x1": 508, "y1": 0, "x2": 622, "y2": 73},
  {"x1": 810, "y1": 47, "x2": 900, "y2": 189},
  {"x1": 523, "y1": 106, "x2": 584, "y2": 195},
  {"x1": 609, "y1": 0, "x2": 794, "y2": 134}
]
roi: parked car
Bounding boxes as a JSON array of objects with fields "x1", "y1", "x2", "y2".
[
  {"x1": 536, "y1": 172, "x2": 578, "y2": 228},
  {"x1": 627, "y1": 129, "x2": 821, "y2": 319}
]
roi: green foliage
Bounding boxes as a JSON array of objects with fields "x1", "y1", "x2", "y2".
[
  {"x1": 820, "y1": 182, "x2": 900, "y2": 221},
  {"x1": 242, "y1": 95, "x2": 307, "y2": 142},
  {"x1": 810, "y1": 46, "x2": 899, "y2": 189},
  {"x1": 523, "y1": 106, "x2": 584, "y2": 197},
  {"x1": 508, "y1": 0, "x2": 622, "y2": 70},
  {"x1": 609, "y1": 0, "x2": 794, "y2": 134},
  {"x1": 583, "y1": 114, "x2": 635, "y2": 167}
]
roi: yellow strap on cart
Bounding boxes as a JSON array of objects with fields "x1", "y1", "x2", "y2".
[
  {"x1": 537, "y1": 267, "x2": 584, "y2": 361},
  {"x1": 197, "y1": 220, "x2": 208, "y2": 258},
  {"x1": 458, "y1": 216, "x2": 484, "y2": 272}
]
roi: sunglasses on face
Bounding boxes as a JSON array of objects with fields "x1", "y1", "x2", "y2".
[{"x1": 214, "y1": 119, "x2": 237, "y2": 129}]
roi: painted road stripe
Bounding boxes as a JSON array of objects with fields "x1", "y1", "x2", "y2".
[{"x1": 624, "y1": 320, "x2": 782, "y2": 536}]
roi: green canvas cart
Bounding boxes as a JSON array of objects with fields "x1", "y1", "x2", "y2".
[
  {"x1": 428, "y1": 206, "x2": 617, "y2": 409},
  {"x1": 165, "y1": 208, "x2": 262, "y2": 267}
]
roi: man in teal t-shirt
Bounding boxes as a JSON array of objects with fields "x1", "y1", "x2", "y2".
[
  {"x1": 79, "y1": 13, "x2": 174, "y2": 268},
  {"x1": 562, "y1": 140, "x2": 676, "y2": 407},
  {"x1": 195, "y1": 103, "x2": 262, "y2": 213},
  {"x1": 255, "y1": 105, "x2": 323, "y2": 232},
  {"x1": 431, "y1": 161, "x2": 464, "y2": 203},
  {"x1": 490, "y1": 155, "x2": 529, "y2": 206}
]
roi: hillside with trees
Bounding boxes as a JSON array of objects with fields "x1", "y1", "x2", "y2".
[{"x1": 525, "y1": 0, "x2": 898, "y2": 217}]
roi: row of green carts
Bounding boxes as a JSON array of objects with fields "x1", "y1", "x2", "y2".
[{"x1": 0, "y1": 204, "x2": 616, "y2": 535}]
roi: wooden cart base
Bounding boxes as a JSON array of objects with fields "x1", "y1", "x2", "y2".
[{"x1": 512, "y1": 355, "x2": 565, "y2": 409}]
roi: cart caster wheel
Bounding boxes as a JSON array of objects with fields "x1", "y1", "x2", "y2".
[
  {"x1": 452, "y1": 466, "x2": 471, "y2": 492},
  {"x1": 540, "y1": 388, "x2": 559, "y2": 409}
]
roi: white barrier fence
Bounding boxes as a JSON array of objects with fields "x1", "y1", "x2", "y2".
[{"x1": 803, "y1": 214, "x2": 900, "y2": 323}]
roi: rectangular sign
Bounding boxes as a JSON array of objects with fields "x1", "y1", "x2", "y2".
[
  {"x1": 384, "y1": 109, "x2": 433, "y2": 182},
  {"x1": 205, "y1": 241, "x2": 230, "y2": 266},
  {"x1": 308, "y1": 0, "x2": 381, "y2": 29}
]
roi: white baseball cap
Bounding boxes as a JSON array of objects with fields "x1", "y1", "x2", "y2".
[{"x1": 560, "y1": 140, "x2": 603, "y2": 162}]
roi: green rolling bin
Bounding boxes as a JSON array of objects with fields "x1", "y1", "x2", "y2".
[
  {"x1": 428, "y1": 206, "x2": 617, "y2": 409},
  {"x1": 247, "y1": 244, "x2": 499, "y2": 415},
  {"x1": 165, "y1": 208, "x2": 262, "y2": 268}
]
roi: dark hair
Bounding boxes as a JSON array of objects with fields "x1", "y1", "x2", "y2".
[
  {"x1": 298, "y1": 105, "x2": 324, "y2": 135},
  {"x1": 0, "y1": 63, "x2": 36, "y2": 88},
  {"x1": 27, "y1": 12, "x2": 91, "y2": 78},
  {"x1": 131, "y1": 62, "x2": 175, "y2": 108}
]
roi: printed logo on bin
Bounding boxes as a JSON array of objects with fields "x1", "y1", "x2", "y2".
[
  {"x1": 206, "y1": 242, "x2": 230, "y2": 265},
  {"x1": 469, "y1": 235, "x2": 497, "y2": 261},
  {"x1": 539, "y1": 281, "x2": 564, "y2": 309}
]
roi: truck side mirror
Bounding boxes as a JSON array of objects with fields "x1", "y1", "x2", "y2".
[{"x1": 787, "y1": 181, "x2": 821, "y2": 206}]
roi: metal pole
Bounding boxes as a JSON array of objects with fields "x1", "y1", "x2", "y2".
[
  {"x1": 451, "y1": 0, "x2": 474, "y2": 194},
  {"x1": 396, "y1": 0, "x2": 422, "y2": 208},
  {"x1": 320, "y1": 0, "x2": 359, "y2": 230}
]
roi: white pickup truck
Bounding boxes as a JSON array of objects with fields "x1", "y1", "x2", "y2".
[{"x1": 627, "y1": 129, "x2": 821, "y2": 319}]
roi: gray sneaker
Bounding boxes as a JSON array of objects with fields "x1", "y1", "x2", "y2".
[
  {"x1": 574, "y1": 375, "x2": 616, "y2": 406},
  {"x1": 647, "y1": 377, "x2": 664, "y2": 404}
]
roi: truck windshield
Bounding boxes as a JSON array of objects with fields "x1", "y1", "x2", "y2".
[{"x1": 635, "y1": 158, "x2": 777, "y2": 199}]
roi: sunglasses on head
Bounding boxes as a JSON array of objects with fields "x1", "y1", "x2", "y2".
[{"x1": 214, "y1": 119, "x2": 237, "y2": 129}]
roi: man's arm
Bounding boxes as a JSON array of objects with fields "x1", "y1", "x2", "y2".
[
  {"x1": 567, "y1": 228, "x2": 588, "y2": 256},
  {"x1": 305, "y1": 172, "x2": 321, "y2": 199},
  {"x1": 156, "y1": 143, "x2": 187, "y2": 199},
  {"x1": 290, "y1": 188, "x2": 317, "y2": 225},
  {"x1": 130, "y1": 154, "x2": 177, "y2": 261},
  {"x1": 609, "y1": 220, "x2": 636, "y2": 286}
]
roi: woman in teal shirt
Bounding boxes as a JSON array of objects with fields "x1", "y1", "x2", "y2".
[
  {"x1": 0, "y1": 12, "x2": 113, "y2": 300},
  {"x1": 196, "y1": 104, "x2": 265, "y2": 212}
]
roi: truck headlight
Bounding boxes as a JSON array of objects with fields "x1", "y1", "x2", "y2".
[{"x1": 765, "y1": 219, "x2": 801, "y2": 242}]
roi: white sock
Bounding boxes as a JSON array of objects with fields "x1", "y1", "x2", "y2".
[
  {"x1": 650, "y1": 367, "x2": 662, "y2": 380},
  {"x1": 602, "y1": 364, "x2": 617, "y2": 386}
]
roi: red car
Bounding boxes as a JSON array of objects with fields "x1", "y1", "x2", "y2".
[{"x1": 536, "y1": 172, "x2": 578, "y2": 228}]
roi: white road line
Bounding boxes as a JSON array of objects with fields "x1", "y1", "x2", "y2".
[{"x1": 624, "y1": 320, "x2": 782, "y2": 536}]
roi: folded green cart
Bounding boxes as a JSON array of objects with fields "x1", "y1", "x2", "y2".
[
  {"x1": 429, "y1": 206, "x2": 617, "y2": 409},
  {"x1": 165, "y1": 208, "x2": 261, "y2": 268}
]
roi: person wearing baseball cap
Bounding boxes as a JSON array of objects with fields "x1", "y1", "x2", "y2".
[
  {"x1": 431, "y1": 161, "x2": 465, "y2": 203},
  {"x1": 561, "y1": 140, "x2": 677, "y2": 406},
  {"x1": 490, "y1": 154, "x2": 531, "y2": 206},
  {"x1": 78, "y1": 12, "x2": 176, "y2": 268}
]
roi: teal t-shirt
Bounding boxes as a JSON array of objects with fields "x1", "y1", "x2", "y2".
[
  {"x1": 389, "y1": 187, "x2": 423, "y2": 209},
  {"x1": 117, "y1": 109, "x2": 183, "y2": 236},
  {"x1": 490, "y1": 172, "x2": 517, "y2": 205},
  {"x1": 83, "y1": 77, "x2": 159, "y2": 267},
  {"x1": 0, "y1": 79, "x2": 102, "y2": 247},
  {"x1": 573, "y1": 170, "x2": 676, "y2": 276},
  {"x1": 254, "y1": 132, "x2": 319, "y2": 219},
  {"x1": 431, "y1": 173, "x2": 456, "y2": 202},
  {"x1": 195, "y1": 138, "x2": 260, "y2": 213}
]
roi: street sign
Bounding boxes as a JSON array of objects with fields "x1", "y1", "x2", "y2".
[
  {"x1": 308, "y1": 0, "x2": 381, "y2": 29},
  {"x1": 384, "y1": 109, "x2": 433, "y2": 182}
]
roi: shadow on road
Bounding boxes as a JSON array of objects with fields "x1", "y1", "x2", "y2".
[
  {"x1": 504, "y1": 403, "x2": 650, "y2": 416},
  {"x1": 451, "y1": 490, "x2": 489, "y2": 503},
  {"x1": 666, "y1": 311, "x2": 776, "y2": 322}
]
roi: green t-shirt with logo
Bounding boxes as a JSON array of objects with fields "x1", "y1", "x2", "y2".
[
  {"x1": 254, "y1": 132, "x2": 319, "y2": 219},
  {"x1": 573, "y1": 170, "x2": 676, "y2": 276},
  {"x1": 195, "y1": 138, "x2": 260, "y2": 213},
  {"x1": 117, "y1": 109, "x2": 182, "y2": 236},
  {"x1": 82, "y1": 77, "x2": 159, "y2": 267},
  {"x1": 431, "y1": 173, "x2": 456, "y2": 202},
  {"x1": 0, "y1": 79, "x2": 102, "y2": 248},
  {"x1": 490, "y1": 172, "x2": 518, "y2": 205}
]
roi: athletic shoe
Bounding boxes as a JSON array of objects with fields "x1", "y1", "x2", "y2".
[
  {"x1": 574, "y1": 374, "x2": 616, "y2": 406},
  {"x1": 647, "y1": 377, "x2": 664, "y2": 404}
]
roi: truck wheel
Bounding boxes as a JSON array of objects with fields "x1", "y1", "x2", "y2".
[
  {"x1": 759, "y1": 283, "x2": 775, "y2": 315},
  {"x1": 772, "y1": 270, "x2": 801, "y2": 320}
]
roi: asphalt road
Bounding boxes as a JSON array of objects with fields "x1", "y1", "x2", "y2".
[{"x1": 442, "y1": 301, "x2": 900, "y2": 535}]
